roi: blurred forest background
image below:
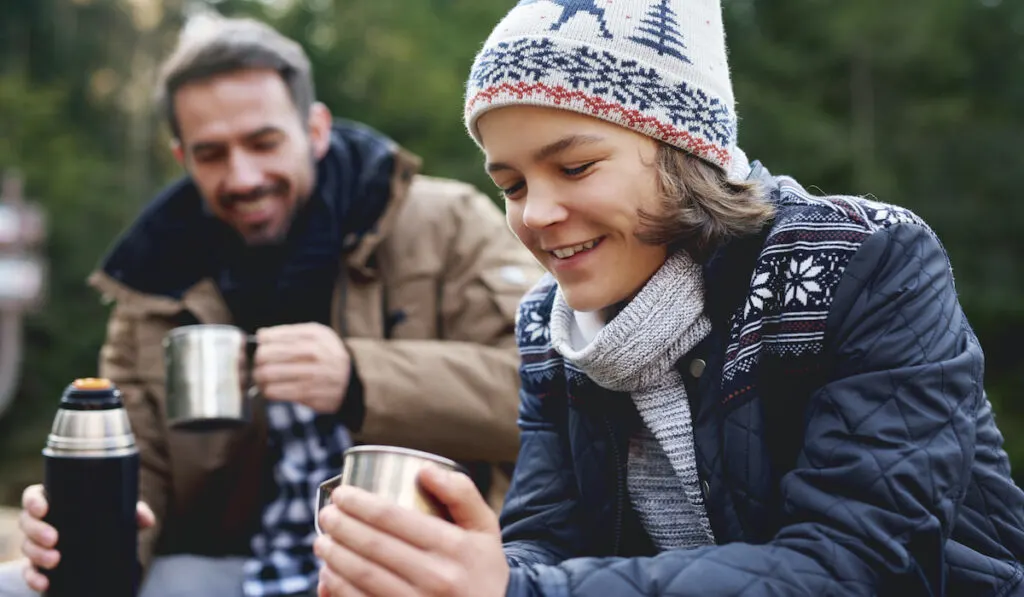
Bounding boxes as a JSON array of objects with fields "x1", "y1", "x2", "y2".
[{"x1": 0, "y1": 0, "x2": 1022, "y2": 503}]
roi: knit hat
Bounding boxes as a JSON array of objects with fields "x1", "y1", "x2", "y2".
[{"x1": 464, "y1": 0, "x2": 741, "y2": 175}]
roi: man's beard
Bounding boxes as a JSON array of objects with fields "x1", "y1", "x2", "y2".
[
  {"x1": 244, "y1": 199, "x2": 305, "y2": 247},
  {"x1": 213, "y1": 179, "x2": 293, "y2": 246},
  {"x1": 223, "y1": 151, "x2": 319, "y2": 246}
]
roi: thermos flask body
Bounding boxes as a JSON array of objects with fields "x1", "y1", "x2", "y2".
[{"x1": 42, "y1": 378, "x2": 140, "y2": 597}]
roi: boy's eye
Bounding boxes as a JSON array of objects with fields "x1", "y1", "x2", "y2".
[
  {"x1": 501, "y1": 180, "x2": 526, "y2": 198},
  {"x1": 563, "y1": 162, "x2": 596, "y2": 176}
]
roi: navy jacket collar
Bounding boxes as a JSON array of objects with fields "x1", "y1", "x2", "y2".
[{"x1": 701, "y1": 161, "x2": 779, "y2": 326}]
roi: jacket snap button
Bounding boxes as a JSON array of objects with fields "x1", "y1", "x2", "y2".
[
  {"x1": 701, "y1": 480, "x2": 711, "y2": 501},
  {"x1": 689, "y1": 359, "x2": 707, "y2": 378}
]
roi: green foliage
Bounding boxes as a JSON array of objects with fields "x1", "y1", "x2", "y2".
[
  {"x1": 0, "y1": 75, "x2": 136, "y2": 496},
  {"x1": 216, "y1": 0, "x2": 509, "y2": 198}
]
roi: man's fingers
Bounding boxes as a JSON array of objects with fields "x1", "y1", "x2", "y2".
[
  {"x1": 253, "y1": 362, "x2": 318, "y2": 386},
  {"x1": 21, "y1": 484, "x2": 47, "y2": 518},
  {"x1": 22, "y1": 560, "x2": 50, "y2": 593},
  {"x1": 22, "y1": 536, "x2": 59, "y2": 570},
  {"x1": 255, "y1": 323, "x2": 323, "y2": 344},
  {"x1": 418, "y1": 466, "x2": 498, "y2": 533},
  {"x1": 257, "y1": 323, "x2": 345, "y2": 358},
  {"x1": 18, "y1": 509, "x2": 57, "y2": 548},
  {"x1": 137, "y1": 501, "x2": 156, "y2": 529},
  {"x1": 254, "y1": 342, "x2": 316, "y2": 367},
  {"x1": 258, "y1": 382, "x2": 308, "y2": 403}
]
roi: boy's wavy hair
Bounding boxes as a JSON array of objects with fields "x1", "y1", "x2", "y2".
[{"x1": 637, "y1": 144, "x2": 776, "y2": 263}]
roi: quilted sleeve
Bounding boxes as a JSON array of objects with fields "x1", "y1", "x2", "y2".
[
  {"x1": 506, "y1": 222, "x2": 985, "y2": 596},
  {"x1": 500, "y1": 288, "x2": 595, "y2": 571},
  {"x1": 501, "y1": 386, "x2": 589, "y2": 570}
]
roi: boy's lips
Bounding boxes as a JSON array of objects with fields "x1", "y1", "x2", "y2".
[
  {"x1": 546, "y1": 237, "x2": 605, "y2": 271},
  {"x1": 545, "y1": 236, "x2": 604, "y2": 259}
]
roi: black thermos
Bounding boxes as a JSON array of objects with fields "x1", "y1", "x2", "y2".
[{"x1": 41, "y1": 377, "x2": 140, "y2": 597}]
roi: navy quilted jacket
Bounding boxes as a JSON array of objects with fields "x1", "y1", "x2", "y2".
[{"x1": 501, "y1": 163, "x2": 1024, "y2": 597}]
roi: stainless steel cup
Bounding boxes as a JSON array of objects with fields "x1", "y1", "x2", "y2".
[
  {"x1": 314, "y1": 445, "x2": 467, "y2": 535},
  {"x1": 163, "y1": 324, "x2": 258, "y2": 430}
]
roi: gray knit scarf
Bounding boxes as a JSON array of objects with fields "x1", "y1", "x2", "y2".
[{"x1": 550, "y1": 250, "x2": 716, "y2": 550}]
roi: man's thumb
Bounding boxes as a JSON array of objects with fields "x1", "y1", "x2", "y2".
[{"x1": 137, "y1": 501, "x2": 157, "y2": 529}]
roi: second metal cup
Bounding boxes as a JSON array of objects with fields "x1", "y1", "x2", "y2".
[
  {"x1": 163, "y1": 324, "x2": 259, "y2": 430},
  {"x1": 314, "y1": 445, "x2": 467, "y2": 535}
]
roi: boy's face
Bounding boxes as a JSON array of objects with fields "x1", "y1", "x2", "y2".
[{"x1": 478, "y1": 105, "x2": 669, "y2": 313}]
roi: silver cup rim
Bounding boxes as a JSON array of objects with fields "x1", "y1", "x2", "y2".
[
  {"x1": 165, "y1": 324, "x2": 247, "y2": 340},
  {"x1": 343, "y1": 445, "x2": 466, "y2": 474}
]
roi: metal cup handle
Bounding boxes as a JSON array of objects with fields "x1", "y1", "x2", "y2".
[
  {"x1": 243, "y1": 334, "x2": 259, "y2": 392},
  {"x1": 314, "y1": 474, "x2": 343, "y2": 536}
]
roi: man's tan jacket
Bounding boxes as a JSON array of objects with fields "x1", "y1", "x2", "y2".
[{"x1": 86, "y1": 148, "x2": 543, "y2": 572}]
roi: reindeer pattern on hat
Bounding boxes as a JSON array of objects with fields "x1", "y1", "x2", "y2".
[
  {"x1": 516, "y1": 0, "x2": 692, "y2": 62},
  {"x1": 518, "y1": 0, "x2": 614, "y2": 38}
]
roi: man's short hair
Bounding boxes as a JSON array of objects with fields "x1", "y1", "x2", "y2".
[{"x1": 155, "y1": 16, "x2": 316, "y2": 140}]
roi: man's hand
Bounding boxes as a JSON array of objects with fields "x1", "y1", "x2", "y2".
[
  {"x1": 314, "y1": 466, "x2": 509, "y2": 597},
  {"x1": 19, "y1": 484, "x2": 155, "y2": 592},
  {"x1": 253, "y1": 322, "x2": 352, "y2": 414}
]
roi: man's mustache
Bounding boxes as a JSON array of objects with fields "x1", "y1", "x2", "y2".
[{"x1": 219, "y1": 181, "x2": 289, "y2": 208}]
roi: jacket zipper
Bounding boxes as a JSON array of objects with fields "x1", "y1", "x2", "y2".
[{"x1": 603, "y1": 413, "x2": 624, "y2": 556}]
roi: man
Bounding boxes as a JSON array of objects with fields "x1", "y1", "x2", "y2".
[{"x1": 1, "y1": 15, "x2": 541, "y2": 597}]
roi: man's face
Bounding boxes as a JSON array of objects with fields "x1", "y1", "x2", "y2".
[{"x1": 172, "y1": 68, "x2": 331, "y2": 245}]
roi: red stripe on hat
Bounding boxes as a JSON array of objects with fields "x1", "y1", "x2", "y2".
[{"x1": 467, "y1": 81, "x2": 730, "y2": 168}]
